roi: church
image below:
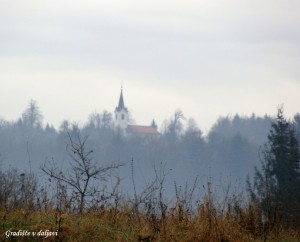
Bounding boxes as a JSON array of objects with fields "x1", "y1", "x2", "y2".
[{"x1": 114, "y1": 88, "x2": 160, "y2": 138}]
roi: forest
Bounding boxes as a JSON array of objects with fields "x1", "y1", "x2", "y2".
[
  {"x1": 1, "y1": 100, "x2": 300, "y2": 241},
  {"x1": 0, "y1": 100, "x2": 275, "y2": 184}
]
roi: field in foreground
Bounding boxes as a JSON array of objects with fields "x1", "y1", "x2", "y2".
[{"x1": 1, "y1": 206, "x2": 300, "y2": 242}]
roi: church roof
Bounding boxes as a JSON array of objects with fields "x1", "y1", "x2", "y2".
[
  {"x1": 127, "y1": 125, "x2": 160, "y2": 135},
  {"x1": 115, "y1": 88, "x2": 128, "y2": 112}
]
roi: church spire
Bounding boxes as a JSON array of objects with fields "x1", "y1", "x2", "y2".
[
  {"x1": 115, "y1": 87, "x2": 129, "y2": 132},
  {"x1": 116, "y1": 87, "x2": 125, "y2": 111},
  {"x1": 119, "y1": 87, "x2": 124, "y2": 108}
]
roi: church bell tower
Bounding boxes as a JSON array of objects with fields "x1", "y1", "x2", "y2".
[{"x1": 115, "y1": 87, "x2": 129, "y2": 131}]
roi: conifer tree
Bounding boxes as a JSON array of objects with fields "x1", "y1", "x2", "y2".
[{"x1": 248, "y1": 107, "x2": 300, "y2": 227}]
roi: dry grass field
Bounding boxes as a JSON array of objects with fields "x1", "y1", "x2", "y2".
[{"x1": 1, "y1": 198, "x2": 300, "y2": 242}]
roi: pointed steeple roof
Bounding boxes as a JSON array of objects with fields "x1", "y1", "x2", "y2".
[{"x1": 115, "y1": 87, "x2": 128, "y2": 112}]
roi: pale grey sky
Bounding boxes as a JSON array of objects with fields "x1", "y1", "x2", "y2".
[{"x1": 1, "y1": 0, "x2": 300, "y2": 132}]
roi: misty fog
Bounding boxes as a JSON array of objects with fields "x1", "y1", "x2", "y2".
[{"x1": 3, "y1": 100, "x2": 298, "y2": 200}]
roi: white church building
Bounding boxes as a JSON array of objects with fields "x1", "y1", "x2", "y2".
[{"x1": 114, "y1": 88, "x2": 159, "y2": 138}]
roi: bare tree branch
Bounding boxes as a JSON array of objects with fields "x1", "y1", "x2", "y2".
[{"x1": 41, "y1": 132, "x2": 123, "y2": 214}]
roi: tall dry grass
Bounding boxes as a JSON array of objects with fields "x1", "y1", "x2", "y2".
[{"x1": 1, "y1": 196, "x2": 300, "y2": 242}]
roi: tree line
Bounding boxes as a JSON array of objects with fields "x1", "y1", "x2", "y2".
[{"x1": 0, "y1": 100, "x2": 275, "y2": 181}]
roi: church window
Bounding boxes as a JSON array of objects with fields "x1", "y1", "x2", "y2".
[{"x1": 121, "y1": 114, "x2": 124, "y2": 120}]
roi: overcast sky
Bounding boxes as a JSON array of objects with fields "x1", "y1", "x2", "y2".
[{"x1": 1, "y1": 0, "x2": 300, "y2": 132}]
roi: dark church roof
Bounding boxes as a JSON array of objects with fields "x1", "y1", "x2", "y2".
[{"x1": 115, "y1": 88, "x2": 128, "y2": 112}]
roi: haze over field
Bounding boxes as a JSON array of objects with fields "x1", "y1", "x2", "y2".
[{"x1": 1, "y1": 0, "x2": 300, "y2": 131}]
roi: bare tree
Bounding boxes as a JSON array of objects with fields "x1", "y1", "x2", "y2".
[
  {"x1": 88, "y1": 112, "x2": 102, "y2": 129},
  {"x1": 42, "y1": 132, "x2": 122, "y2": 214},
  {"x1": 164, "y1": 109, "x2": 185, "y2": 140},
  {"x1": 22, "y1": 99, "x2": 43, "y2": 129}
]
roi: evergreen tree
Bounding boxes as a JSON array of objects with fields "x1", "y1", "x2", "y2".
[{"x1": 248, "y1": 107, "x2": 300, "y2": 227}]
